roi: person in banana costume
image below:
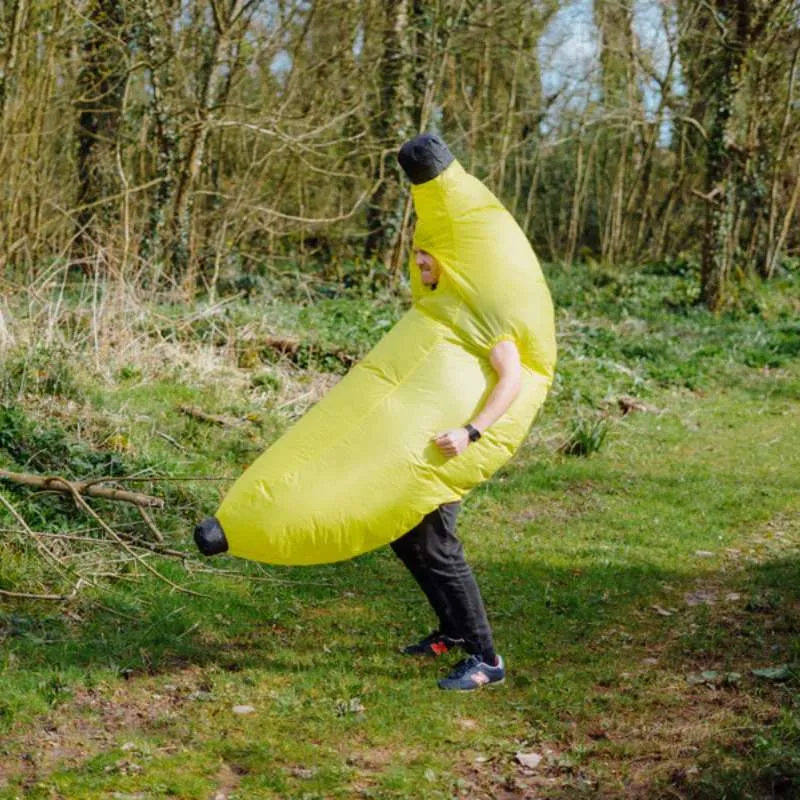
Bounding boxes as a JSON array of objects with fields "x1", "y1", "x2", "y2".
[{"x1": 194, "y1": 133, "x2": 556, "y2": 690}]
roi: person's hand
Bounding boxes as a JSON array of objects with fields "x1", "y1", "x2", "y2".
[{"x1": 433, "y1": 428, "x2": 470, "y2": 458}]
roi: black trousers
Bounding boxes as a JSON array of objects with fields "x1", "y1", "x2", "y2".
[{"x1": 391, "y1": 502, "x2": 495, "y2": 658}]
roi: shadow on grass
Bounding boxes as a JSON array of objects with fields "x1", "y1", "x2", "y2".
[
  {"x1": 1, "y1": 535, "x2": 798, "y2": 799},
  {"x1": 3, "y1": 546, "x2": 797, "y2": 676},
  {"x1": 2, "y1": 554, "x2": 683, "y2": 674},
  {"x1": 650, "y1": 553, "x2": 800, "y2": 800}
]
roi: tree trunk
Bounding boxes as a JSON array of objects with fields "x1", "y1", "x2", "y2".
[
  {"x1": 73, "y1": 0, "x2": 129, "y2": 262},
  {"x1": 594, "y1": 0, "x2": 641, "y2": 264},
  {"x1": 0, "y1": 0, "x2": 28, "y2": 120},
  {"x1": 700, "y1": 0, "x2": 751, "y2": 310},
  {"x1": 138, "y1": 0, "x2": 179, "y2": 270},
  {"x1": 566, "y1": 130, "x2": 598, "y2": 264},
  {"x1": 169, "y1": 13, "x2": 230, "y2": 279},
  {"x1": 363, "y1": 0, "x2": 411, "y2": 265},
  {"x1": 169, "y1": 0, "x2": 256, "y2": 285},
  {"x1": 758, "y1": 39, "x2": 799, "y2": 278}
]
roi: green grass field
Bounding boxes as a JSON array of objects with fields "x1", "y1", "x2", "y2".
[{"x1": 1, "y1": 264, "x2": 798, "y2": 798}]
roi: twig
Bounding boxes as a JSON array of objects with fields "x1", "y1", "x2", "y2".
[
  {"x1": 178, "y1": 405, "x2": 243, "y2": 428},
  {"x1": 0, "y1": 470, "x2": 164, "y2": 509},
  {"x1": 50, "y1": 478, "x2": 206, "y2": 598},
  {"x1": 616, "y1": 395, "x2": 660, "y2": 416},
  {"x1": 194, "y1": 182, "x2": 375, "y2": 224},
  {"x1": 187, "y1": 565, "x2": 332, "y2": 586},
  {"x1": 6, "y1": 527, "x2": 189, "y2": 558},
  {"x1": 1, "y1": 520, "x2": 149, "y2": 535},
  {"x1": 137, "y1": 505, "x2": 165, "y2": 543},
  {"x1": 0, "y1": 587, "x2": 81, "y2": 602},
  {"x1": 176, "y1": 622, "x2": 200, "y2": 639},
  {"x1": 116, "y1": 537, "x2": 190, "y2": 559},
  {"x1": 0, "y1": 489, "x2": 78, "y2": 584},
  {"x1": 44, "y1": 177, "x2": 165, "y2": 219},
  {"x1": 161, "y1": 293, "x2": 243, "y2": 330},
  {"x1": 156, "y1": 431, "x2": 190, "y2": 453},
  {"x1": 277, "y1": 390, "x2": 314, "y2": 410},
  {"x1": 89, "y1": 572, "x2": 141, "y2": 583},
  {"x1": 691, "y1": 186, "x2": 723, "y2": 204},
  {"x1": 57, "y1": 476, "x2": 237, "y2": 484}
]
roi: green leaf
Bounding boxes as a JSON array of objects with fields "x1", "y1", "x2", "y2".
[{"x1": 751, "y1": 665, "x2": 792, "y2": 682}]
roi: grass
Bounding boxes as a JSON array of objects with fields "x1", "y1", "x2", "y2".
[{"x1": 0, "y1": 263, "x2": 799, "y2": 798}]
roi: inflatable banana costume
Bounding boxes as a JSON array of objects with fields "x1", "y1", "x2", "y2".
[{"x1": 194, "y1": 133, "x2": 556, "y2": 565}]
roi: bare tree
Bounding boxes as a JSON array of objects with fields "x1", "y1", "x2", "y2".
[
  {"x1": 0, "y1": 0, "x2": 28, "y2": 120},
  {"x1": 137, "y1": 0, "x2": 180, "y2": 268},
  {"x1": 0, "y1": 0, "x2": 797, "y2": 292},
  {"x1": 363, "y1": 0, "x2": 413, "y2": 265},
  {"x1": 169, "y1": 0, "x2": 262, "y2": 283},
  {"x1": 74, "y1": 0, "x2": 130, "y2": 261},
  {"x1": 696, "y1": 0, "x2": 797, "y2": 309}
]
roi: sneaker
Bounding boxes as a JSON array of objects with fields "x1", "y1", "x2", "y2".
[
  {"x1": 402, "y1": 631, "x2": 464, "y2": 657},
  {"x1": 438, "y1": 655, "x2": 505, "y2": 691}
]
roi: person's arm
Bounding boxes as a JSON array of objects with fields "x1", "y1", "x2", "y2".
[{"x1": 433, "y1": 339, "x2": 522, "y2": 458}]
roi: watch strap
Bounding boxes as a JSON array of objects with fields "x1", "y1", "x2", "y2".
[{"x1": 465, "y1": 423, "x2": 482, "y2": 443}]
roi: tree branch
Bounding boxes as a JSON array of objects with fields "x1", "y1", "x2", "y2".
[{"x1": 0, "y1": 470, "x2": 164, "y2": 508}]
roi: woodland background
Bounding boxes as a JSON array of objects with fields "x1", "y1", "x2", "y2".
[{"x1": 1, "y1": 0, "x2": 799, "y2": 308}]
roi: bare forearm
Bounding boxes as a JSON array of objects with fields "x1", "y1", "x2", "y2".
[
  {"x1": 469, "y1": 375, "x2": 521, "y2": 434},
  {"x1": 433, "y1": 339, "x2": 522, "y2": 458}
]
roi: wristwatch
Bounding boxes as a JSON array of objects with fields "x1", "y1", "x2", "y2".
[{"x1": 465, "y1": 423, "x2": 482, "y2": 443}]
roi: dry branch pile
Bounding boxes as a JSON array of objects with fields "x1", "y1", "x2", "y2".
[{"x1": 0, "y1": 472, "x2": 202, "y2": 603}]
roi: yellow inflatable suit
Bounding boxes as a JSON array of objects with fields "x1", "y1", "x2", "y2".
[{"x1": 194, "y1": 134, "x2": 556, "y2": 565}]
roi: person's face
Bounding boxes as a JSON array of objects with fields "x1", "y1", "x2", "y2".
[{"x1": 415, "y1": 248, "x2": 441, "y2": 287}]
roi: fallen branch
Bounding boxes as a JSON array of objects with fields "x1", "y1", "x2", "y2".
[
  {"x1": 137, "y1": 505, "x2": 165, "y2": 542},
  {"x1": 616, "y1": 395, "x2": 660, "y2": 416},
  {"x1": 50, "y1": 477, "x2": 206, "y2": 598},
  {"x1": 0, "y1": 587, "x2": 81, "y2": 602},
  {"x1": 0, "y1": 470, "x2": 164, "y2": 509},
  {"x1": 178, "y1": 405, "x2": 244, "y2": 428}
]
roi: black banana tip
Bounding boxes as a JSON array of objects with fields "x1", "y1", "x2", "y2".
[{"x1": 194, "y1": 516, "x2": 229, "y2": 556}]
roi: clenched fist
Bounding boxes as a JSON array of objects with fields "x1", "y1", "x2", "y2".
[{"x1": 433, "y1": 428, "x2": 471, "y2": 458}]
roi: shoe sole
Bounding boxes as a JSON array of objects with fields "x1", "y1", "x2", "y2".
[{"x1": 438, "y1": 677, "x2": 505, "y2": 691}]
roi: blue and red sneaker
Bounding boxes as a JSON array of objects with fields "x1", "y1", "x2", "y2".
[
  {"x1": 438, "y1": 654, "x2": 505, "y2": 690},
  {"x1": 402, "y1": 631, "x2": 464, "y2": 657}
]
